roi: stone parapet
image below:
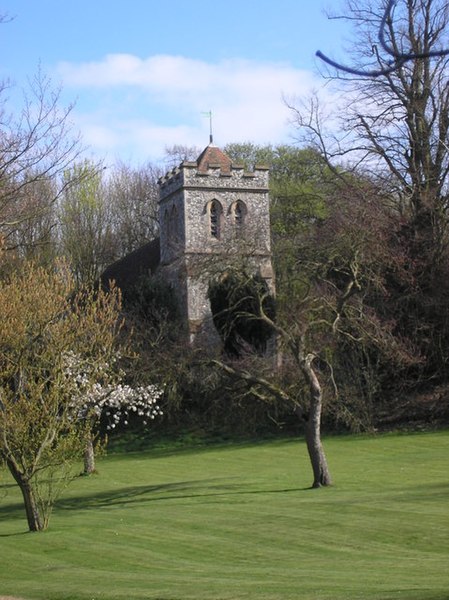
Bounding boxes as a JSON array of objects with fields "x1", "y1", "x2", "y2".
[{"x1": 159, "y1": 161, "x2": 269, "y2": 202}]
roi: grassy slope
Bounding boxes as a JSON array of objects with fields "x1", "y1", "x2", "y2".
[{"x1": 1, "y1": 431, "x2": 449, "y2": 600}]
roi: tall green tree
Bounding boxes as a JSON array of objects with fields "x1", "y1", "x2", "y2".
[
  {"x1": 58, "y1": 161, "x2": 115, "y2": 285},
  {"x1": 0, "y1": 262, "x2": 123, "y2": 531}
]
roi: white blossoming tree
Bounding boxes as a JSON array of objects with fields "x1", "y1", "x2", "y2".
[{"x1": 64, "y1": 351, "x2": 163, "y2": 474}]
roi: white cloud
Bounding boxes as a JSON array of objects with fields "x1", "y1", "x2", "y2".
[{"x1": 58, "y1": 54, "x2": 327, "y2": 164}]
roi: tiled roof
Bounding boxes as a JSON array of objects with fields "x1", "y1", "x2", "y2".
[{"x1": 196, "y1": 144, "x2": 232, "y2": 173}]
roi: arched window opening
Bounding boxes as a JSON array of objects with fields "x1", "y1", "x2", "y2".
[
  {"x1": 209, "y1": 200, "x2": 222, "y2": 239},
  {"x1": 229, "y1": 200, "x2": 246, "y2": 233},
  {"x1": 234, "y1": 201, "x2": 246, "y2": 227}
]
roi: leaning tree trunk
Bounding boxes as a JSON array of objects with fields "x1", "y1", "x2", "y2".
[
  {"x1": 6, "y1": 460, "x2": 45, "y2": 532},
  {"x1": 301, "y1": 356, "x2": 332, "y2": 488}
]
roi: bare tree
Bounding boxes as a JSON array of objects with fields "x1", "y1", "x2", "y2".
[
  {"x1": 163, "y1": 144, "x2": 202, "y2": 169},
  {"x1": 0, "y1": 70, "x2": 84, "y2": 256},
  {"x1": 107, "y1": 160, "x2": 161, "y2": 257},
  {"x1": 3, "y1": 176, "x2": 58, "y2": 264},
  {"x1": 207, "y1": 258, "x2": 363, "y2": 488},
  {"x1": 290, "y1": 0, "x2": 449, "y2": 388},
  {"x1": 317, "y1": 0, "x2": 449, "y2": 77},
  {"x1": 208, "y1": 285, "x2": 333, "y2": 487},
  {"x1": 298, "y1": 0, "x2": 449, "y2": 224}
]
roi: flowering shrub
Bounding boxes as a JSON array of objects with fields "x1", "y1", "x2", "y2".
[
  {"x1": 78, "y1": 383, "x2": 163, "y2": 430},
  {"x1": 64, "y1": 351, "x2": 163, "y2": 431}
]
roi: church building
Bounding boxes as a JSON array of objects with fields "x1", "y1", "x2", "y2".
[{"x1": 101, "y1": 143, "x2": 274, "y2": 346}]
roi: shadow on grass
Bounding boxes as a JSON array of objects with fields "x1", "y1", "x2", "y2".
[
  {"x1": 49, "y1": 477, "x2": 449, "y2": 515},
  {"x1": 53, "y1": 478, "x2": 308, "y2": 512},
  {"x1": 2, "y1": 475, "x2": 448, "y2": 537},
  {"x1": 0, "y1": 499, "x2": 27, "y2": 532},
  {"x1": 0, "y1": 478, "x2": 309, "y2": 537},
  {"x1": 0, "y1": 466, "x2": 316, "y2": 536}
]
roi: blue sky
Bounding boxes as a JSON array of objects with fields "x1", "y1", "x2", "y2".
[{"x1": 0, "y1": 1, "x2": 349, "y2": 165}]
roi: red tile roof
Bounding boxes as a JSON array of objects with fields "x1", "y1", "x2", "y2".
[{"x1": 196, "y1": 144, "x2": 232, "y2": 174}]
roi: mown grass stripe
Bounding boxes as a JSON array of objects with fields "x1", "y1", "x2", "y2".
[{"x1": 0, "y1": 431, "x2": 448, "y2": 600}]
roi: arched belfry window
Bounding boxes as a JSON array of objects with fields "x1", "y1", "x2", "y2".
[
  {"x1": 209, "y1": 200, "x2": 223, "y2": 239},
  {"x1": 231, "y1": 200, "x2": 247, "y2": 228},
  {"x1": 235, "y1": 203, "x2": 243, "y2": 226}
]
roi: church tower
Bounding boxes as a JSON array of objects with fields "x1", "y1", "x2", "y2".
[{"x1": 158, "y1": 144, "x2": 274, "y2": 344}]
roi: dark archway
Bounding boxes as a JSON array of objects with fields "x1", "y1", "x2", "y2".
[{"x1": 208, "y1": 270, "x2": 275, "y2": 357}]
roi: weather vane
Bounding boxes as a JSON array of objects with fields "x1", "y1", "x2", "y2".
[{"x1": 201, "y1": 110, "x2": 213, "y2": 144}]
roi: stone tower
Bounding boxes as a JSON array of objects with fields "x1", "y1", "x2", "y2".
[{"x1": 158, "y1": 144, "x2": 274, "y2": 344}]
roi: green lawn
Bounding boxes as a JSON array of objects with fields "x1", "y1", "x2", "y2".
[{"x1": 1, "y1": 431, "x2": 449, "y2": 600}]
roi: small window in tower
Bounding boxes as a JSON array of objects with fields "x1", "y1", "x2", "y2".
[
  {"x1": 234, "y1": 201, "x2": 244, "y2": 226},
  {"x1": 210, "y1": 200, "x2": 222, "y2": 239},
  {"x1": 232, "y1": 200, "x2": 246, "y2": 230}
]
